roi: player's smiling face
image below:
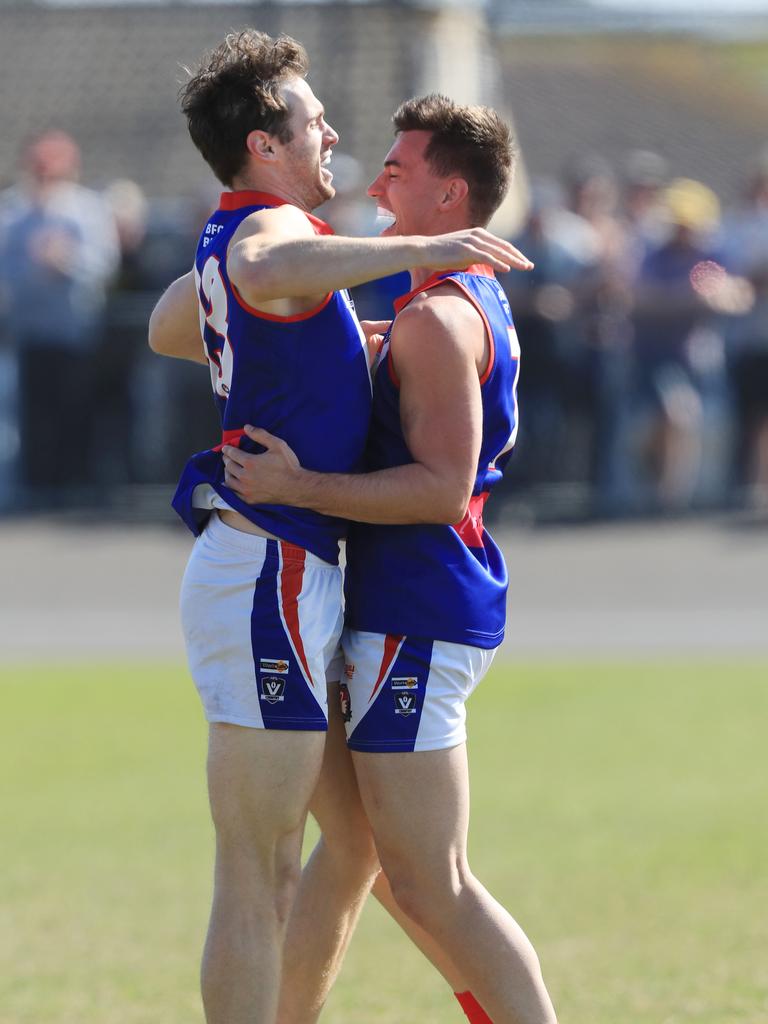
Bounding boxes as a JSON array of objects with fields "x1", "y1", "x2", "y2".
[
  {"x1": 279, "y1": 77, "x2": 339, "y2": 210},
  {"x1": 368, "y1": 130, "x2": 447, "y2": 237}
]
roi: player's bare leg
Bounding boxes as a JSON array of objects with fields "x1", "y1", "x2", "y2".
[
  {"x1": 353, "y1": 743, "x2": 558, "y2": 1024},
  {"x1": 277, "y1": 685, "x2": 380, "y2": 1024},
  {"x1": 370, "y1": 870, "x2": 468, "y2": 990},
  {"x1": 279, "y1": 685, "x2": 481, "y2": 1023},
  {"x1": 202, "y1": 723, "x2": 325, "y2": 1024}
]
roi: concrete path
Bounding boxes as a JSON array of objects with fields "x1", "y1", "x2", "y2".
[{"x1": 0, "y1": 517, "x2": 766, "y2": 663}]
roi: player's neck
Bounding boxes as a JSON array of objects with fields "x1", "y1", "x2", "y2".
[
  {"x1": 229, "y1": 173, "x2": 312, "y2": 214},
  {"x1": 409, "y1": 267, "x2": 435, "y2": 290},
  {"x1": 409, "y1": 217, "x2": 473, "y2": 289}
]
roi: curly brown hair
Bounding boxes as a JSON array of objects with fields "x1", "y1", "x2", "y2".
[
  {"x1": 393, "y1": 94, "x2": 514, "y2": 226},
  {"x1": 179, "y1": 30, "x2": 309, "y2": 186}
]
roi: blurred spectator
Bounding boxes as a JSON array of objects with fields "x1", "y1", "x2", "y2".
[
  {"x1": 94, "y1": 178, "x2": 151, "y2": 486},
  {"x1": 621, "y1": 149, "x2": 670, "y2": 272},
  {"x1": 0, "y1": 131, "x2": 119, "y2": 507},
  {"x1": 719, "y1": 150, "x2": 768, "y2": 509},
  {"x1": 504, "y1": 179, "x2": 584, "y2": 491},
  {"x1": 631, "y1": 178, "x2": 730, "y2": 511},
  {"x1": 126, "y1": 187, "x2": 225, "y2": 486},
  {"x1": 560, "y1": 156, "x2": 635, "y2": 514},
  {"x1": 504, "y1": 161, "x2": 636, "y2": 515},
  {"x1": 96, "y1": 184, "x2": 221, "y2": 489}
]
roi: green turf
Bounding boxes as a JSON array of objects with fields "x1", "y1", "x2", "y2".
[{"x1": 2, "y1": 660, "x2": 767, "y2": 1023}]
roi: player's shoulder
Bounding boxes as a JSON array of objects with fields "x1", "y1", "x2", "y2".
[
  {"x1": 235, "y1": 202, "x2": 317, "y2": 243},
  {"x1": 394, "y1": 280, "x2": 484, "y2": 338},
  {"x1": 390, "y1": 284, "x2": 485, "y2": 375}
]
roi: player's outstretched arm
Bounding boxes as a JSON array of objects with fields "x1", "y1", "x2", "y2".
[
  {"x1": 228, "y1": 204, "x2": 532, "y2": 307},
  {"x1": 222, "y1": 294, "x2": 483, "y2": 524},
  {"x1": 148, "y1": 271, "x2": 206, "y2": 364}
]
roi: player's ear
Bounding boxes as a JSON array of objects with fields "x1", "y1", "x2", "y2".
[
  {"x1": 246, "y1": 129, "x2": 278, "y2": 163},
  {"x1": 439, "y1": 177, "x2": 469, "y2": 212}
]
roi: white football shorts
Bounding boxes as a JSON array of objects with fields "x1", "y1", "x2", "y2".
[
  {"x1": 180, "y1": 513, "x2": 343, "y2": 730},
  {"x1": 339, "y1": 629, "x2": 496, "y2": 752}
]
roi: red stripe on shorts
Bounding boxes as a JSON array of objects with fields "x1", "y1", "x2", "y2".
[
  {"x1": 279, "y1": 541, "x2": 314, "y2": 687},
  {"x1": 369, "y1": 633, "x2": 404, "y2": 701}
]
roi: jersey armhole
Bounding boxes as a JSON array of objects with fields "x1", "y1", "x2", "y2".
[
  {"x1": 231, "y1": 283, "x2": 334, "y2": 323},
  {"x1": 439, "y1": 279, "x2": 495, "y2": 385},
  {"x1": 222, "y1": 198, "x2": 335, "y2": 322},
  {"x1": 388, "y1": 278, "x2": 495, "y2": 389}
]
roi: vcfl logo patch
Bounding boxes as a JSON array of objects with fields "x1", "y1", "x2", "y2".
[
  {"x1": 394, "y1": 692, "x2": 417, "y2": 716},
  {"x1": 260, "y1": 676, "x2": 286, "y2": 704}
]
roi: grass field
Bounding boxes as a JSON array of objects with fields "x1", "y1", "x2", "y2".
[{"x1": 2, "y1": 660, "x2": 767, "y2": 1024}]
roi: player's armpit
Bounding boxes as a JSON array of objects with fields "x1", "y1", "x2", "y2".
[
  {"x1": 148, "y1": 271, "x2": 206, "y2": 364},
  {"x1": 391, "y1": 295, "x2": 485, "y2": 524}
]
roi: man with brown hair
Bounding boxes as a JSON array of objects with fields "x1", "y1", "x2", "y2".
[
  {"x1": 149, "y1": 30, "x2": 535, "y2": 1024},
  {"x1": 224, "y1": 94, "x2": 559, "y2": 1024}
]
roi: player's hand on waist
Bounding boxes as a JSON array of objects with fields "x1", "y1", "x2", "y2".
[
  {"x1": 420, "y1": 228, "x2": 533, "y2": 273},
  {"x1": 360, "y1": 320, "x2": 391, "y2": 368},
  {"x1": 222, "y1": 426, "x2": 302, "y2": 506},
  {"x1": 360, "y1": 319, "x2": 392, "y2": 341}
]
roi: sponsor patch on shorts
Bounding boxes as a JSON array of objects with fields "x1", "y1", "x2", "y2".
[
  {"x1": 260, "y1": 658, "x2": 289, "y2": 675},
  {"x1": 391, "y1": 676, "x2": 418, "y2": 690}
]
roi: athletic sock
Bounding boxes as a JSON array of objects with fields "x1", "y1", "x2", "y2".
[{"x1": 455, "y1": 991, "x2": 494, "y2": 1023}]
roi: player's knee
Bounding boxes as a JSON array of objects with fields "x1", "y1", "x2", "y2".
[
  {"x1": 386, "y1": 870, "x2": 432, "y2": 929},
  {"x1": 384, "y1": 850, "x2": 470, "y2": 928},
  {"x1": 209, "y1": 799, "x2": 266, "y2": 858}
]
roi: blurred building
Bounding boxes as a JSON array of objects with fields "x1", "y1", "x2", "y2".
[
  {"x1": 0, "y1": 0, "x2": 505, "y2": 200},
  {"x1": 0, "y1": 1, "x2": 766, "y2": 203}
]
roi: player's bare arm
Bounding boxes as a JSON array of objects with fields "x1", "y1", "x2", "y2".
[
  {"x1": 148, "y1": 271, "x2": 206, "y2": 364},
  {"x1": 228, "y1": 202, "x2": 532, "y2": 311},
  {"x1": 149, "y1": 208, "x2": 531, "y2": 353},
  {"x1": 222, "y1": 288, "x2": 485, "y2": 524}
]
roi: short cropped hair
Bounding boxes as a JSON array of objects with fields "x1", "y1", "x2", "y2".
[
  {"x1": 180, "y1": 30, "x2": 309, "y2": 186},
  {"x1": 393, "y1": 94, "x2": 514, "y2": 225}
]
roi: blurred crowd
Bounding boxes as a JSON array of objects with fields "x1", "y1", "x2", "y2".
[{"x1": 0, "y1": 129, "x2": 767, "y2": 520}]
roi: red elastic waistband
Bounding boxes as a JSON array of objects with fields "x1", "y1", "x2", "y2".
[
  {"x1": 453, "y1": 492, "x2": 489, "y2": 547},
  {"x1": 213, "y1": 428, "x2": 245, "y2": 452}
]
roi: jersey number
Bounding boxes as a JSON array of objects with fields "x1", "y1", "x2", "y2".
[{"x1": 196, "y1": 256, "x2": 234, "y2": 399}]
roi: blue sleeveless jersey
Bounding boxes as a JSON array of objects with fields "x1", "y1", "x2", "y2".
[
  {"x1": 172, "y1": 191, "x2": 371, "y2": 564},
  {"x1": 344, "y1": 266, "x2": 521, "y2": 648}
]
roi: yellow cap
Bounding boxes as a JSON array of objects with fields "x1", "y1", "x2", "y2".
[{"x1": 664, "y1": 178, "x2": 720, "y2": 232}]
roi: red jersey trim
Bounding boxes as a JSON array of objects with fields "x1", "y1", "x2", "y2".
[
  {"x1": 212, "y1": 428, "x2": 245, "y2": 452},
  {"x1": 452, "y1": 491, "x2": 489, "y2": 548},
  {"x1": 392, "y1": 264, "x2": 495, "y2": 314},
  {"x1": 218, "y1": 191, "x2": 334, "y2": 236},
  {"x1": 231, "y1": 283, "x2": 334, "y2": 322},
  {"x1": 387, "y1": 266, "x2": 496, "y2": 388}
]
